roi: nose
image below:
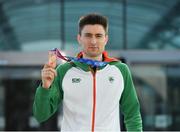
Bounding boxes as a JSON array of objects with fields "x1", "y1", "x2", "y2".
[{"x1": 90, "y1": 36, "x2": 97, "y2": 44}]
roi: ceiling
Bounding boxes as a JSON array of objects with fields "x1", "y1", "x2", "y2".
[{"x1": 0, "y1": 0, "x2": 180, "y2": 51}]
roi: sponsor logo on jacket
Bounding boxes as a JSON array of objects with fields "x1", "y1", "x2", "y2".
[{"x1": 72, "y1": 78, "x2": 81, "y2": 83}]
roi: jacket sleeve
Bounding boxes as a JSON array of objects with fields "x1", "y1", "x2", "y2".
[
  {"x1": 119, "y1": 63, "x2": 143, "y2": 131},
  {"x1": 33, "y1": 65, "x2": 63, "y2": 123}
]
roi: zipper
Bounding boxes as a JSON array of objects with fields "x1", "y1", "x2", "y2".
[{"x1": 90, "y1": 67, "x2": 97, "y2": 132}]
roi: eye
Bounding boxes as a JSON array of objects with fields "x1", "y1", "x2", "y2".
[
  {"x1": 96, "y1": 34, "x2": 103, "y2": 38},
  {"x1": 84, "y1": 33, "x2": 92, "y2": 38}
]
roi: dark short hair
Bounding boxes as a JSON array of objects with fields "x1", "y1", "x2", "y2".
[{"x1": 78, "y1": 13, "x2": 108, "y2": 35}]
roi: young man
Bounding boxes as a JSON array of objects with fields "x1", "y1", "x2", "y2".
[{"x1": 33, "y1": 13, "x2": 142, "y2": 131}]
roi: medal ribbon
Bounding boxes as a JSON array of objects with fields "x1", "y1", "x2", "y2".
[{"x1": 50, "y1": 48, "x2": 108, "y2": 67}]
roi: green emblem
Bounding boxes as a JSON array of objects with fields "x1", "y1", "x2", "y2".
[{"x1": 109, "y1": 76, "x2": 114, "y2": 83}]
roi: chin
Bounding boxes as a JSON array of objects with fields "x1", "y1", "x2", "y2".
[{"x1": 88, "y1": 52, "x2": 101, "y2": 57}]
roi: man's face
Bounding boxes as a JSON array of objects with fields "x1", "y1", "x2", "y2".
[{"x1": 77, "y1": 24, "x2": 108, "y2": 58}]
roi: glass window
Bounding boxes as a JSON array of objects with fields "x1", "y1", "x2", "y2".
[
  {"x1": 0, "y1": 0, "x2": 123, "y2": 52},
  {"x1": 132, "y1": 63, "x2": 180, "y2": 130},
  {"x1": 64, "y1": 1, "x2": 123, "y2": 51},
  {"x1": 127, "y1": 0, "x2": 180, "y2": 49},
  {"x1": 1, "y1": 1, "x2": 180, "y2": 51},
  {"x1": 0, "y1": 80, "x2": 5, "y2": 130}
]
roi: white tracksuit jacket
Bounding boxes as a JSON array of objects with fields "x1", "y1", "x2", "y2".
[{"x1": 33, "y1": 51, "x2": 142, "y2": 131}]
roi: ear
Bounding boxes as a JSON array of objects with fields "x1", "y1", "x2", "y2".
[
  {"x1": 104, "y1": 35, "x2": 109, "y2": 45},
  {"x1": 77, "y1": 34, "x2": 81, "y2": 45}
]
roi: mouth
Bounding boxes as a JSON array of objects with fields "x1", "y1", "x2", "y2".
[
  {"x1": 89, "y1": 47, "x2": 98, "y2": 49},
  {"x1": 88, "y1": 47, "x2": 98, "y2": 51}
]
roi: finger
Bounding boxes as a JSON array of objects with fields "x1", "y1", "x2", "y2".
[
  {"x1": 42, "y1": 68, "x2": 57, "y2": 77},
  {"x1": 43, "y1": 71, "x2": 54, "y2": 80},
  {"x1": 43, "y1": 63, "x2": 51, "y2": 69},
  {"x1": 46, "y1": 72, "x2": 54, "y2": 80},
  {"x1": 50, "y1": 68, "x2": 57, "y2": 76},
  {"x1": 48, "y1": 51, "x2": 57, "y2": 68}
]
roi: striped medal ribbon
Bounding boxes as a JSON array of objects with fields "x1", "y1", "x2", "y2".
[{"x1": 50, "y1": 48, "x2": 108, "y2": 67}]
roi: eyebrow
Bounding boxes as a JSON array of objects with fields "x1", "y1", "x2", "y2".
[{"x1": 84, "y1": 33, "x2": 104, "y2": 36}]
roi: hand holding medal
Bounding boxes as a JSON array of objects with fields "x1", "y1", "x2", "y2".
[{"x1": 41, "y1": 50, "x2": 57, "y2": 89}]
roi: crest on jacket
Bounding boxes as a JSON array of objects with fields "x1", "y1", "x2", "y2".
[{"x1": 108, "y1": 76, "x2": 114, "y2": 83}]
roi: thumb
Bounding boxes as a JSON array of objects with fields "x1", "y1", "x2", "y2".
[{"x1": 48, "y1": 51, "x2": 57, "y2": 68}]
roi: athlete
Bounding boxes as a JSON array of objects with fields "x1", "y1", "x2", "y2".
[{"x1": 33, "y1": 13, "x2": 143, "y2": 131}]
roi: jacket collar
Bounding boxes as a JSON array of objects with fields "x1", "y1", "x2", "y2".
[
  {"x1": 77, "y1": 51, "x2": 118, "y2": 62},
  {"x1": 72, "y1": 51, "x2": 118, "y2": 71}
]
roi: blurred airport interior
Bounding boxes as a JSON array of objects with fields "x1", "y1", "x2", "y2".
[{"x1": 0, "y1": 0, "x2": 180, "y2": 131}]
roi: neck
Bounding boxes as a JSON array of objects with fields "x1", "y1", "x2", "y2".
[{"x1": 83, "y1": 53, "x2": 103, "y2": 61}]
